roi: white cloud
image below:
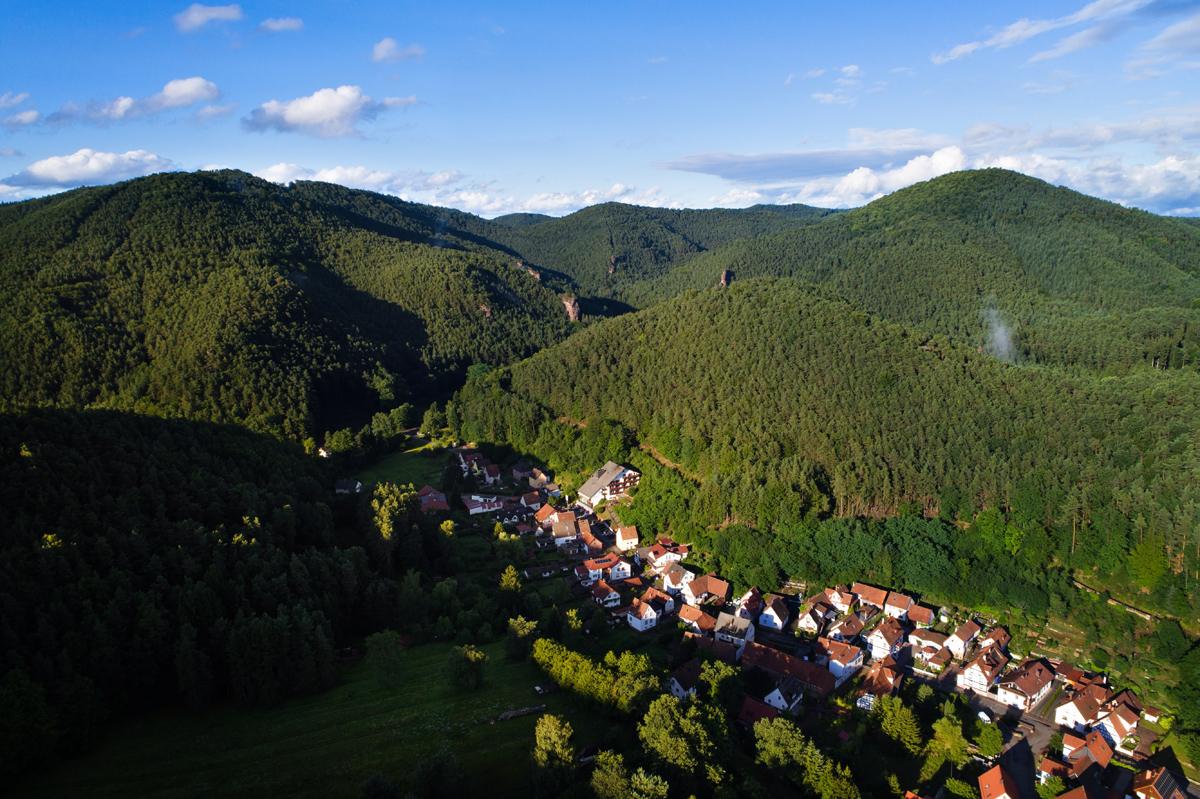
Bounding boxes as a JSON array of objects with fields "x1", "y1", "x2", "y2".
[
  {"x1": 784, "y1": 74, "x2": 795, "y2": 85},
  {"x1": 813, "y1": 93, "x2": 852, "y2": 105},
  {"x1": 891, "y1": 67, "x2": 917, "y2": 76},
  {"x1": 149, "y1": 77, "x2": 220, "y2": 110},
  {"x1": 259, "y1": 17, "x2": 303, "y2": 32},
  {"x1": 41, "y1": 78, "x2": 221, "y2": 126},
  {"x1": 371, "y1": 38, "x2": 426, "y2": 63},
  {"x1": 174, "y1": 3, "x2": 243, "y2": 32},
  {"x1": 5, "y1": 148, "x2": 175, "y2": 188},
  {"x1": 1029, "y1": 23, "x2": 1119, "y2": 61},
  {"x1": 647, "y1": 56, "x2": 668, "y2": 64},
  {"x1": 0, "y1": 92, "x2": 30, "y2": 109},
  {"x1": 793, "y1": 147, "x2": 968, "y2": 207},
  {"x1": 0, "y1": 148, "x2": 22, "y2": 157},
  {"x1": 841, "y1": 64, "x2": 864, "y2": 78},
  {"x1": 195, "y1": 102, "x2": 237, "y2": 121},
  {"x1": 708, "y1": 188, "x2": 765, "y2": 207},
  {"x1": 253, "y1": 164, "x2": 678, "y2": 217},
  {"x1": 803, "y1": 69, "x2": 826, "y2": 78},
  {"x1": 1143, "y1": 11, "x2": 1200, "y2": 54},
  {"x1": 242, "y1": 86, "x2": 414, "y2": 138},
  {"x1": 3, "y1": 109, "x2": 41, "y2": 130},
  {"x1": 934, "y1": 0, "x2": 1152, "y2": 63}
]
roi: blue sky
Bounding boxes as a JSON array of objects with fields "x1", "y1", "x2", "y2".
[{"x1": 3, "y1": 0, "x2": 1200, "y2": 216}]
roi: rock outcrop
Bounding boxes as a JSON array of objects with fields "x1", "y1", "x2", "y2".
[{"x1": 562, "y1": 296, "x2": 581, "y2": 321}]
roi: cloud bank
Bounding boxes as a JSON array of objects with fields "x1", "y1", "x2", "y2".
[{"x1": 174, "y1": 3, "x2": 243, "y2": 32}]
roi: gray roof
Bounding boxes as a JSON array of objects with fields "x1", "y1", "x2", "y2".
[
  {"x1": 717, "y1": 612, "x2": 752, "y2": 637},
  {"x1": 579, "y1": 461, "x2": 627, "y2": 499}
]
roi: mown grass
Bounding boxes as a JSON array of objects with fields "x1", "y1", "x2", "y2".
[
  {"x1": 12, "y1": 641, "x2": 604, "y2": 799},
  {"x1": 358, "y1": 442, "x2": 450, "y2": 491}
]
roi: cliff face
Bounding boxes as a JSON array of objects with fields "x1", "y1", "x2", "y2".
[{"x1": 562, "y1": 296, "x2": 581, "y2": 321}]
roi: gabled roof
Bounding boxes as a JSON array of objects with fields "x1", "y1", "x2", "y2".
[
  {"x1": 817, "y1": 637, "x2": 862, "y2": 667},
  {"x1": 908, "y1": 605, "x2": 935, "y2": 625},
  {"x1": 1038, "y1": 757, "x2": 1071, "y2": 780},
  {"x1": 716, "y1": 612, "x2": 752, "y2": 637},
  {"x1": 763, "y1": 594, "x2": 789, "y2": 620},
  {"x1": 979, "y1": 627, "x2": 1011, "y2": 651},
  {"x1": 643, "y1": 586, "x2": 674, "y2": 610},
  {"x1": 871, "y1": 617, "x2": 907, "y2": 647},
  {"x1": 851, "y1": 582, "x2": 888, "y2": 607},
  {"x1": 978, "y1": 765, "x2": 1019, "y2": 799},
  {"x1": 579, "y1": 461, "x2": 629, "y2": 498},
  {"x1": 521, "y1": 491, "x2": 541, "y2": 505},
  {"x1": 678, "y1": 604, "x2": 716, "y2": 634},
  {"x1": 997, "y1": 658, "x2": 1053, "y2": 699},
  {"x1": 585, "y1": 553, "x2": 620, "y2": 571},
  {"x1": 910, "y1": 629, "x2": 947, "y2": 648},
  {"x1": 739, "y1": 587, "x2": 764, "y2": 610},
  {"x1": 484, "y1": 463, "x2": 500, "y2": 477},
  {"x1": 741, "y1": 642, "x2": 837, "y2": 696},
  {"x1": 1076, "y1": 730, "x2": 1113, "y2": 769},
  {"x1": 860, "y1": 657, "x2": 903, "y2": 697},
  {"x1": 685, "y1": 632, "x2": 736, "y2": 664},
  {"x1": 884, "y1": 591, "x2": 913, "y2": 612},
  {"x1": 616, "y1": 525, "x2": 638, "y2": 543},
  {"x1": 686, "y1": 573, "x2": 730, "y2": 601},
  {"x1": 738, "y1": 697, "x2": 778, "y2": 727},
  {"x1": 629, "y1": 597, "x2": 658, "y2": 619},
  {"x1": 952, "y1": 619, "x2": 982, "y2": 643},
  {"x1": 771, "y1": 674, "x2": 804, "y2": 706},
  {"x1": 535, "y1": 504, "x2": 557, "y2": 522},
  {"x1": 1131, "y1": 767, "x2": 1188, "y2": 799},
  {"x1": 670, "y1": 658, "x2": 703, "y2": 693},
  {"x1": 965, "y1": 645, "x2": 1009, "y2": 682},
  {"x1": 828, "y1": 613, "x2": 863, "y2": 638},
  {"x1": 592, "y1": 580, "x2": 619, "y2": 601}
]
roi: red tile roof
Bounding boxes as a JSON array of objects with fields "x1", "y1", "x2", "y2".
[
  {"x1": 737, "y1": 697, "x2": 779, "y2": 727},
  {"x1": 978, "y1": 765, "x2": 1019, "y2": 799}
]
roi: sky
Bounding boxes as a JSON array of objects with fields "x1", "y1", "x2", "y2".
[{"x1": 3, "y1": 0, "x2": 1200, "y2": 216}]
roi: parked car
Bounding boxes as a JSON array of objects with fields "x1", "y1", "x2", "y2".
[{"x1": 978, "y1": 710, "x2": 993, "y2": 723}]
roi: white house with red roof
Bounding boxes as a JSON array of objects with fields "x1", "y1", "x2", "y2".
[
  {"x1": 957, "y1": 645, "x2": 1009, "y2": 693},
  {"x1": 947, "y1": 619, "x2": 982, "y2": 659},
  {"x1": 627, "y1": 597, "x2": 659, "y2": 631},
  {"x1": 759, "y1": 594, "x2": 790, "y2": 631},
  {"x1": 736, "y1": 587, "x2": 764, "y2": 621},
  {"x1": 868, "y1": 617, "x2": 906, "y2": 661},
  {"x1": 591, "y1": 580, "x2": 621, "y2": 608},
  {"x1": 678, "y1": 604, "x2": 717, "y2": 635},
  {"x1": 815, "y1": 637, "x2": 864, "y2": 687},
  {"x1": 662, "y1": 563, "x2": 696, "y2": 595},
  {"x1": 615, "y1": 525, "x2": 639, "y2": 551},
  {"x1": 463, "y1": 495, "x2": 504, "y2": 515},
  {"x1": 519, "y1": 491, "x2": 542, "y2": 510},
  {"x1": 883, "y1": 591, "x2": 913, "y2": 620},
  {"x1": 681, "y1": 573, "x2": 731, "y2": 606}
]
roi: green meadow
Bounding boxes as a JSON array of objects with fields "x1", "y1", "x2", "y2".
[{"x1": 12, "y1": 641, "x2": 604, "y2": 799}]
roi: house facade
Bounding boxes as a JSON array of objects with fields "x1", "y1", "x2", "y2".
[
  {"x1": 577, "y1": 461, "x2": 641, "y2": 510},
  {"x1": 759, "y1": 594, "x2": 790, "y2": 631}
]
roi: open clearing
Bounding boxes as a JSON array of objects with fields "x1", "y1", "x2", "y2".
[
  {"x1": 12, "y1": 640, "x2": 602, "y2": 799},
  {"x1": 358, "y1": 442, "x2": 450, "y2": 490}
]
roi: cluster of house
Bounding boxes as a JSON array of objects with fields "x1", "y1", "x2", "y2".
[{"x1": 980, "y1": 751, "x2": 1184, "y2": 799}]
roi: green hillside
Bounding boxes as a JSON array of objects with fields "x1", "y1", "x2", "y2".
[
  {"x1": 629, "y1": 169, "x2": 1200, "y2": 373},
  {"x1": 0, "y1": 171, "x2": 574, "y2": 439},
  {"x1": 480, "y1": 201, "x2": 839, "y2": 298},
  {"x1": 454, "y1": 277, "x2": 1200, "y2": 596}
]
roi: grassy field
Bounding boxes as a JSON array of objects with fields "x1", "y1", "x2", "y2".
[
  {"x1": 12, "y1": 641, "x2": 606, "y2": 799},
  {"x1": 358, "y1": 441, "x2": 450, "y2": 491}
]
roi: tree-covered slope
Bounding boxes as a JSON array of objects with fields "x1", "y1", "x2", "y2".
[
  {"x1": 0, "y1": 171, "x2": 574, "y2": 438},
  {"x1": 629, "y1": 170, "x2": 1200, "y2": 373},
  {"x1": 455, "y1": 278, "x2": 1200, "y2": 573},
  {"x1": 479, "y1": 201, "x2": 839, "y2": 299}
]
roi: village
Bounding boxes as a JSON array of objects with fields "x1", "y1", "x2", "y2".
[{"x1": 409, "y1": 451, "x2": 1191, "y2": 799}]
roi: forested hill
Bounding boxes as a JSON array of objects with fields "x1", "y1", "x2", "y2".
[
  {"x1": 455, "y1": 277, "x2": 1200, "y2": 586},
  {"x1": 627, "y1": 169, "x2": 1200, "y2": 374},
  {"x1": 0, "y1": 171, "x2": 574, "y2": 439},
  {"x1": 476, "y1": 201, "x2": 839, "y2": 298}
]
